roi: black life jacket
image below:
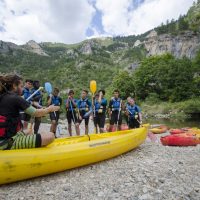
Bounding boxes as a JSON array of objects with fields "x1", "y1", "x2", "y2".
[
  {"x1": 0, "y1": 115, "x2": 22, "y2": 139},
  {"x1": 0, "y1": 93, "x2": 22, "y2": 139}
]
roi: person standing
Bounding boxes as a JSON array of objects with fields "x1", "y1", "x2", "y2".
[
  {"x1": 32, "y1": 80, "x2": 43, "y2": 134},
  {"x1": 94, "y1": 90, "x2": 107, "y2": 133},
  {"x1": 125, "y1": 98, "x2": 142, "y2": 129},
  {"x1": 108, "y1": 90, "x2": 123, "y2": 131},
  {"x1": 21, "y1": 79, "x2": 33, "y2": 130},
  {"x1": 77, "y1": 90, "x2": 92, "y2": 135},
  {"x1": 47, "y1": 88, "x2": 62, "y2": 136},
  {"x1": 66, "y1": 90, "x2": 80, "y2": 136}
]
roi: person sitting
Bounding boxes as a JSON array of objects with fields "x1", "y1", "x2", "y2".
[{"x1": 0, "y1": 74, "x2": 59, "y2": 150}]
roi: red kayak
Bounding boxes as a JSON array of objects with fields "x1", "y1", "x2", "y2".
[
  {"x1": 170, "y1": 129, "x2": 185, "y2": 135},
  {"x1": 161, "y1": 134, "x2": 199, "y2": 146},
  {"x1": 169, "y1": 128, "x2": 192, "y2": 135},
  {"x1": 106, "y1": 124, "x2": 129, "y2": 132}
]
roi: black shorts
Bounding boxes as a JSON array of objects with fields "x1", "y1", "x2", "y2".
[
  {"x1": 21, "y1": 113, "x2": 31, "y2": 122},
  {"x1": 66, "y1": 111, "x2": 78, "y2": 124},
  {"x1": 78, "y1": 112, "x2": 89, "y2": 126},
  {"x1": 94, "y1": 113, "x2": 106, "y2": 128},
  {"x1": 50, "y1": 111, "x2": 60, "y2": 122},
  {"x1": 128, "y1": 118, "x2": 140, "y2": 129},
  {"x1": 110, "y1": 111, "x2": 122, "y2": 125}
]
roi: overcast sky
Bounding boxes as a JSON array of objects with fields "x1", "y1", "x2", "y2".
[{"x1": 0, "y1": 0, "x2": 195, "y2": 44}]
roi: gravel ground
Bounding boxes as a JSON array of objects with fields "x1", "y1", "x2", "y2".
[{"x1": 0, "y1": 120, "x2": 200, "y2": 200}]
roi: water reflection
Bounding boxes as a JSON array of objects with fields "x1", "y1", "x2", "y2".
[{"x1": 145, "y1": 119, "x2": 200, "y2": 128}]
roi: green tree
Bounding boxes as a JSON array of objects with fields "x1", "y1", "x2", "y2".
[
  {"x1": 178, "y1": 15, "x2": 189, "y2": 31},
  {"x1": 133, "y1": 54, "x2": 197, "y2": 102},
  {"x1": 106, "y1": 71, "x2": 135, "y2": 100},
  {"x1": 186, "y1": 1, "x2": 200, "y2": 31}
]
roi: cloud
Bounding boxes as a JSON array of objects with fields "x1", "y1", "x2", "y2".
[
  {"x1": 0, "y1": 0, "x2": 95, "y2": 44},
  {"x1": 95, "y1": 0, "x2": 195, "y2": 36},
  {"x1": 0, "y1": 0, "x2": 196, "y2": 44}
]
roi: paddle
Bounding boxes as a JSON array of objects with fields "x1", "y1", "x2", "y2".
[
  {"x1": 116, "y1": 99, "x2": 122, "y2": 131},
  {"x1": 45, "y1": 82, "x2": 57, "y2": 118},
  {"x1": 45, "y1": 82, "x2": 53, "y2": 96},
  {"x1": 69, "y1": 98, "x2": 76, "y2": 124},
  {"x1": 25, "y1": 86, "x2": 44, "y2": 134},
  {"x1": 126, "y1": 109, "x2": 142, "y2": 127},
  {"x1": 26, "y1": 87, "x2": 44, "y2": 101},
  {"x1": 90, "y1": 80, "x2": 98, "y2": 133}
]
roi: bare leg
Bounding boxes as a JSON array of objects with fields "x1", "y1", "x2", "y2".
[
  {"x1": 109, "y1": 125, "x2": 114, "y2": 132},
  {"x1": 41, "y1": 132, "x2": 55, "y2": 146},
  {"x1": 75, "y1": 123, "x2": 80, "y2": 136},
  {"x1": 100, "y1": 128, "x2": 105, "y2": 133},
  {"x1": 68, "y1": 123, "x2": 72, "y2": 136}
]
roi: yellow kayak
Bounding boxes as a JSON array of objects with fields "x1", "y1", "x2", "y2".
[{"x1": 0, "y1": 126, "x2": 148, "y2": 185}]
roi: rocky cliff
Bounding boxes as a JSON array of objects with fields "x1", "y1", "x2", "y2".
[
  {"x1": 0, "y1": 40, "x2": 49, "y2": 56},
  {"x1": 22, "y1": 40, "x2": 49, "y2": 56},
  {"x1": 142, "y1": 30, "x2": 200, "y2": 59},
  {"x1": 0, "y1": 30, "x2": 200, "y2": 59}
]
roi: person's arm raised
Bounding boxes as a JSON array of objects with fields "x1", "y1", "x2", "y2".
[{"x1": 24, "y1": 105, "x2": 60, "y2": 118}]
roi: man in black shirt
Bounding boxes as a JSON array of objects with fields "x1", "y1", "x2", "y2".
[{"x1": 0, "y1": 74, "x2": 59, "y2": 150}]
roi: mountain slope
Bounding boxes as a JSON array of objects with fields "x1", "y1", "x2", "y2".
[{"x1": 0, "y1": 2, "x2": 199, "y2": 91}]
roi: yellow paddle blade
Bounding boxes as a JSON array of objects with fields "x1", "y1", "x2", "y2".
[{"x1": 90, "y1": 80, "x2": 97, "y2": 94}]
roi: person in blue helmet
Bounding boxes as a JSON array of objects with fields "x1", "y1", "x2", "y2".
[
  {"x1": 77, "y1": 90, "x2": 92, "y2": 135},
  {"x1": 31, "y1": 80, "x2": 43, "y2": 134},
  {"x1": 108, "y1": 89, "x2": 123, "y2": 131},
  {"x1": 47, "y1": 88, "x2": 62, "y2": 136},
  {"x1": 125, "y1": 98, "x2": 142, "y2": 129},
  {"x1": 94, "y1": 90, "x2": 107, "y2": 133},
  {"x1": 21, "y1": 79, "x2": 33, "y2": 130},
  {"x1": 65, "y1": 90, "x2": 80, "y2": 136}
]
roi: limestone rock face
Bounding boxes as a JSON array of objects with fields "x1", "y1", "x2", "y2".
[
  {"x1": 80, "y1": 41, "x2": 93, "y2": 55},
  {"x1": 0, "y1": 40, "x2": 20, "y2": 53},
  {"x1": 0, "y1": 40, "x2": 49, "y2": 56},
  {"x1": 134, "y1": 40, "x2": 142, "y2": 47},
  {"x1": 23, "y1": 40, "x2": 49, "y2": 56},
  {"x1": 144, "y1": 31, "x2": 200, "y2": 59}
]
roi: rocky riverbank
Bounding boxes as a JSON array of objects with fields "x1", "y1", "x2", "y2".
[{"x1": 0, "y1": 122, "x2": 199, "y2": 200}]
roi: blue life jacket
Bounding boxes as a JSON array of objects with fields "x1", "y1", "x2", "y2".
[
  {"x1": 94, "y1": 98, "x2": 107, "y2": 113},
  {"x1": 78, "y1": 98, "x2": 91, "y2": 111},
  {"x1": 66, "y1": 99, "x2": 77, "y2": 111},
  {"x1": 51, "y1": 96, "x2": 61, "y2": 106},
  {"x1": 126, "y1": 104, "x2": 140, "y2": 118},
  {"x1": 22, "y1": 87, "x2": 32, "y2": 102},
  {"x1": 111, "y1": 98, "x2": 121, "y2": 111}
]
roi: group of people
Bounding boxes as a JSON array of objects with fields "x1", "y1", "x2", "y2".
[
  {"x1": 48, "y1": 85, "x2": 142, "y2": 136},
  {"x1": 0, "y1": 74, "x2": 142, "y2": 150}
]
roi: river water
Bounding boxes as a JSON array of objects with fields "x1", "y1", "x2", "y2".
[{"x1": 145, "y1": 118, "x2": 200, "y2": 128}]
